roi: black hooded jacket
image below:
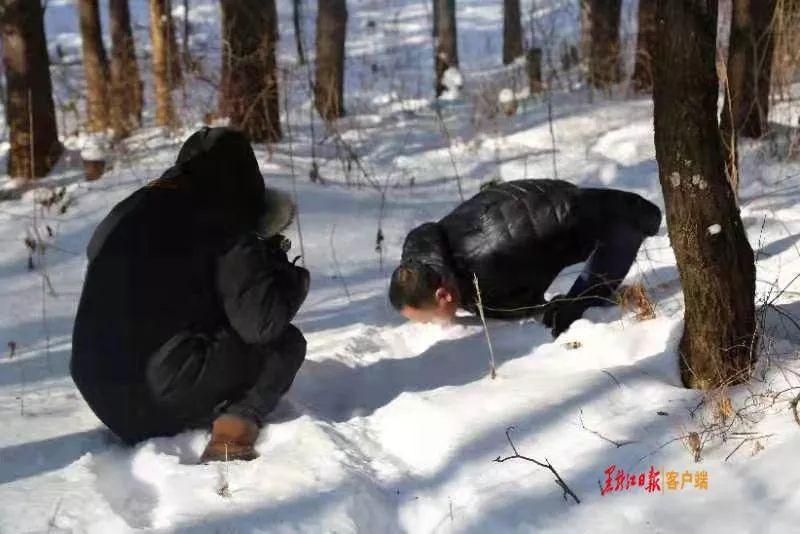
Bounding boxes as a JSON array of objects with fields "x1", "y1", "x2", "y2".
[
  {"x1": 70, "y1": 128, "x2": 309, "y2": 442},
  {"x1": 401, "y1": 179, "x2": 661, "y2": 317}
]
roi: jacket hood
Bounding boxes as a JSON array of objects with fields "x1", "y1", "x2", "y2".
[{"x1": 167, "y1": 127, "x2": 268, "y2": 234}]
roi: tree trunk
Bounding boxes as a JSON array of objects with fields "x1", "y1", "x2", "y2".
[
  {"x1": 721, "y1": 0, "x2": 777, "y2": 140},
  {"x1": 78, "y1": 0, "x2": 110, "y2": 133},
  {"x1": 109, "y1": 0, "x2": 143, "y2": 137},
  {"x1": 632, "y1": 0, "x2": 657, "y2": 92},
  {"x1": 182, "y1": 0, "x2": 191, "y2": 68},
  {"x1": 434, "y1": 0, "x2": 458, "y2": 96},
  {"x1": 588, "y1": 0, "x2": 621, "y2": 89},
  {"x1": 527, "y1": 47, "x2": 543, "y2": 94},
  {"x1": 150, "y1": 0, "x2": 175, "y2": 126},
  {"x1": 579, "y1": 0, "x2": 592, "y2": 68},
  {"x1": 771, "y1": 0, "x2": 800, "y2": 101},
  {"x1": 219, "y1": 0, "x2": 281, "y2": 142},
  {"x1": 1, "y1": 0, "x2": 63, "y2": 179},
  {"x1": 293, "y1": 0, "x2": 306, "y2": 65},
  {"x1": 314, "y1": 0, "x2": 347, "y2": 121},
  {"x1": 503, "y1": 0, "x2": 524, "y2": 65},
  {"x1": 652, "y1": 0, "x2": 756, "y2": 390}
]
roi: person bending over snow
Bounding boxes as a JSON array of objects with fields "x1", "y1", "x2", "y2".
[
  {"x1": 71, "y1": 127, "x2": 309, "y2": 462},
  {"x1": 389, "y1": 179, "x2": 661, "y2": 337}
]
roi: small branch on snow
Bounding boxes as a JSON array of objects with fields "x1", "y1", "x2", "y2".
[
  {"x1": 493, "y1": 426, "x2": 580, "y2": 504},
  {"x1": 578, "y1": 409, "x2": 637, "y2": 448},
  {"x1": 473, "y1": 274, "x2": 497, "y2": 379}
]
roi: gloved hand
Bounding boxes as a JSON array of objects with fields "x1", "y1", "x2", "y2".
[
  {"x1": 260, "y1": 234, "x2": 292, "y2": 262},
  {"x1": 542, "y1": 295, "x2": 587, "y2": 338},
  {"x1": 255, "y1": 233, "x2": 309, "y2": 320}
]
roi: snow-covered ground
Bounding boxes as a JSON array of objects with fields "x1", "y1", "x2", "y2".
[{"x1": 1, "y1": 1, "x2": 800, "y2": 532}]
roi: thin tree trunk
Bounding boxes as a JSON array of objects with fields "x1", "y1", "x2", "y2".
[
  {"x1": 579, "y1": 0, "x2": 592, "y2": 68},
  {"x1": 110, "y1": 0, "x2": 143, "y2": 137},
  {"x1": 219, "y1": 0, "x2": 281, "y2": 142},
  {"x1": 503, "y1": 0, "x2": 524, "y2": 65},
  {"x1": 78, "y1": 0, "x2": 110, "y2": 133},
  {"x1": 434, "y1": 0, "x2": 458, "y2": 96},
  {"x1": 167, "y1": 0, "x2": 183, "y2": 86},
  {"x1": 150, "y1": 0, "x2": 175, "y2": 126},
  {"x1": 632, "y1": 0, "x2": 657, "y2": 92},
  {"x1": 721, "y1": 0, "x2": 777, "y2": 140},
  {"x1": 293, "y1": 0, "x2": 306, "y2": 65},
  {"x1": 588, "y1": 0, "x2": 621, "y2": 89},
  {"x1": 653, "y1": 0, "x2": 756, "y2": 389},
  {"x1": 182, "y1": 0, "x2": 191, "y2": 68},
  {"x1": 1, "y1": 0, "x2": 63, "y2": 179},
  {"x1": 314, "y1": 0, "x2": 347, "y2": 121}
]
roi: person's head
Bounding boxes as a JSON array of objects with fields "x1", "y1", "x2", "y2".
[
  {"x1": 389, "y1": 262, "x2": 460, "y2": 323},
  {"x1": 169, "y1": 127, "x2": 268, "y2": 233}
]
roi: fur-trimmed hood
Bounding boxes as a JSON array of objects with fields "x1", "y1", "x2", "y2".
[
  {"x1": 154, "y1": 127, "x2": 297, "y2": 238},
  {"x1": 258, "y1": 187, "x2": 296, "y2": 238}
]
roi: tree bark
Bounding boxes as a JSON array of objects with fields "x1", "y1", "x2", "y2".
[
  {"x1": 293, "y1": 0, "x2": 306, "y2": 65},
  {"x1": 314, "y1": 0, "x2": 347, "y2": 121},
  {"x1": 1, "y1": 0, "x2": 63, "y2": 179},
  {"x1": 721, "y1": 0, "x2": 777, "y2": 140},
  {"x1": 110, "y1": 0, "x2": 143, "y2": 137},
  {"x1": 653, "y1": 0, "x2": 756, "y2": 389},
  {"x1": 434, "y1": 0, "x2": 458, "y2": 96},
  {"x1": 503, "y1": 0, "x2": 524, "y2": 65},
  {"x1": 150, "y1": 0, "x2": 175, "y2": 126},
  {"x1": 219, "y1": 0, "x2": 281, "y2": 142},
  {"x1": 632, "y1": 0, "x2": 657, "y2": 92},
  {"x1": 78, "y1": 0, "x2": 110, "y2": 133},
  {"x1": 579, "y1": 0, "x2": 592, "y2": 68},
  {"x1": 588, "y1": 0, "x2": 621, "y2": 89}
]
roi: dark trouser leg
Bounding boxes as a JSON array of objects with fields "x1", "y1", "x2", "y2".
[
  {"x1": 566, "y1": 221, "x2": 645, "y2": 307},
  {"x1": 144, "y1": 327, "x2": 259, "y2": 434},
  {"x1": 224, "y1": 325, "x2": 307, "y2": 425}
]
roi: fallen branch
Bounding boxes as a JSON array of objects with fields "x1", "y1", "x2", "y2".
[
  {"x1": 493, "y1": 426, "x2": 580, "y2": 504},
  {"x1": 791, "y1": 392, "x2": 800, "y2": 428},
  {"x1": 473, "y1": 274, "x2": 497, "y2": 379},
  {"x1": 578, "y1": 409, "x2": 637, "y2": 448}
]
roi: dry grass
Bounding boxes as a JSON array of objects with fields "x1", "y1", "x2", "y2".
[{"x1": 618, "y1": 282, "x2": 656, "y2": 322}]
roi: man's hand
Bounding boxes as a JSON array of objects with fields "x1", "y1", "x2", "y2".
[{"x1": 542, "y1": 295, "x2": 586, "y2": 338}]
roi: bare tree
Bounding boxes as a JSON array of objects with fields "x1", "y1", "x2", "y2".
[
  {"x1": 632, "y1": 0, "x2": 657, "y2": 91},
  {"x1": 434, "y1": 0, "x2": 458, "y2": 96},
  {"x1": 579, "y1": 0, "x2": 592, "y2": 67},
  {"x1": 314, "y1": 0, "x2": 347, "y2": 121},
  {"x1": 293, "y1": 0, "x2": 306, "y2": 65},
  {"x1": 150, "y1": 0, "x2": 175, "y2": 126},
  {"x1": 503, "y1": 0, "x2": 524, "y2": 65},
  {"x1": 653, "y1": 0, "x2": 756, "y2": 389},
  {"x1": 78, "y1": 0, "x2": 110, "y2": 133},
  {"x1": 721, "y1": 0, "x2": 778, "y2": 139},
  {"x1": 110, "y1": 0, "x2": 143, "y2": 137},
  {"x1": 588, "y1": 0, "x2": 621, "y2": 89},
  {"x1": 219, "y1": 0, "x2": 281, "y2": 142},
  {"x1": 1, "y1": 0, "x2": 63, "y2": 179}
]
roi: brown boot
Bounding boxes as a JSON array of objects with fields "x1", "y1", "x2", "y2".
[{"x1": 200, "y1": 415, "x2": 260, "y2": 463}]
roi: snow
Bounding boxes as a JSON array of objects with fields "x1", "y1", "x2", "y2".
[
  {"x1": 708, "y1": 224, "x2": 722, "y2": 235},
  {"x1": 498, "y1": 88, "x2": 515, "y2": 105},
  {"x1": 439, "y1": 67, "x2": 464, "y2": 101},
  {"x1": 1, "y1": 0, "x2": 800, "y2": 532}
]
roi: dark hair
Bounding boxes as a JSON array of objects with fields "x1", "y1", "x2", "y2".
[{"x1": 389, "y1": 262, "x2": 443, "y2": 310}]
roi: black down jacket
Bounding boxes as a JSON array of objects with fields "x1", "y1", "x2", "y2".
[
  {"x1": 401, "y1": 179, "x2": 661, "y2": 318},
  {"x1": 71, "y1": 127, "x2": 309, "y2": 443}
]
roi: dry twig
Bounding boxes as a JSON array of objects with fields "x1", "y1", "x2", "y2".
[{"x1": 494, "y1": 427, "x2": 580, "y2": 504}]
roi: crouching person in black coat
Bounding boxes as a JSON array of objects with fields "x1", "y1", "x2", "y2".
[
  {"x1": 390, "y1": 179, "x2": 661, "y2": 337},
  {"x1": 71, "y1": 128, "x2": 310, "y2": 462}
]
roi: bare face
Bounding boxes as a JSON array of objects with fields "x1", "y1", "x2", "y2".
[{"x1": 400, "y1": 287, "x2": 459, "y2": 324}]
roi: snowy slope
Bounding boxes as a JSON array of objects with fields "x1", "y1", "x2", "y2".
[{"x1": 2, "y1": 1, "x2": 800, "y2": 533}]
